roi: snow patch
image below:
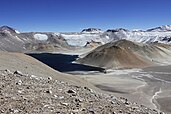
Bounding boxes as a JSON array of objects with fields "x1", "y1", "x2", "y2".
[
  {"x1": 15, "y1": 30, "x2": 20, "y2": 34},
  {"x1": 34, "y1": 34, "x2": 48, "y2": 41}
]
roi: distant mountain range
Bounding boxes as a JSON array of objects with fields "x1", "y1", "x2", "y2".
[
  {"x1": 81, "y1": 25, "x2": 171, "y2": 32},
  {"x1": 61, "y1": 25, "x2": 171, "y2": 46},
  {"x1": 0, "y1": 25, "x2": 171, "y2": 52}
]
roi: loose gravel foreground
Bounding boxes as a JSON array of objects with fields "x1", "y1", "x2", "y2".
[{"x1": 0, "y1": 70, "x2": 160, "y2": 114}]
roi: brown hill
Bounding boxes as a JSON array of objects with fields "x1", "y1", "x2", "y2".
[{"x1": 77, "y1": 40, "x2": 171, "y2": 69}]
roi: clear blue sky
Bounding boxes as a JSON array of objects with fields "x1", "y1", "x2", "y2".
[{"x1": 1, "y1": 0, "x2": 171, "y2": 32}]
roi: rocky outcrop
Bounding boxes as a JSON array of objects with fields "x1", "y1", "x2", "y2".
[
  {"x1": 84, "y1": 40, "x2": 102, "y2": 48},
  {"x1": 81, "y1": 28, "x2": 103, "y2": 33},
  {"x1": 106, "y1": 28, "x2": 129, "y2": 33}
]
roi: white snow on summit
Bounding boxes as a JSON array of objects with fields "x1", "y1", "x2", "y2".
[{"x1": 147, "y1": 25, "x2": 171, "y2": 32}]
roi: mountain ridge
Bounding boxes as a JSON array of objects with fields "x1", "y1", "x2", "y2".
[
  {"x1": 1, "y1": 25, "x2": 171, "y2": 52},
  {"x1": 2, "y1": 25, "x2": 171, "y2": 33}
]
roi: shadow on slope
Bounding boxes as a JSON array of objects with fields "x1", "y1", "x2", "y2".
[{"x1": 27, "y1": 53, "x2": 105, "y2": 73}]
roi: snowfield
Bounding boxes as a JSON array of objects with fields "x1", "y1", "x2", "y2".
[
  {"x1": 108, "y1": 31, "x2": 171, "y2": 44},
  {"x1": 61, "y1": 31, "x2": 171, "y2": 47},
  {"x1": 34, "y1": 34, "x2": 48, "y2": 41},
  {"x1": 61, "y1": 33, "x2": 106, "y2": 46}
]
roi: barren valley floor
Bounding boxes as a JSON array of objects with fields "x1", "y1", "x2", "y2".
[{"x1": 28, "y1": 52, "x2": 171, "y2": 113}]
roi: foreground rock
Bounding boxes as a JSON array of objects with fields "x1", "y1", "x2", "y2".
[{"x1": 0, "y1": 70, "x2": 159, "y2": 114}]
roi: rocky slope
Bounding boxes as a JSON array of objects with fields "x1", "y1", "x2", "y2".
[
  {"x1": 77, "y1": 40, "x2": 171, "y2": 69},
  {"x1": 0, "y1": 70, "x2": 159, "y2": 114},
  {"x1": 0, "y1": 51, "x2": 97, "y2": 87},
  {"x1": 0, "y1": 26, "x2": 70, "y2": 52}
]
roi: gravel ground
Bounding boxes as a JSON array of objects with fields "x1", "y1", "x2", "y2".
[{"x1": 0, "y1": 70, "x2": 160, "y2": 114}]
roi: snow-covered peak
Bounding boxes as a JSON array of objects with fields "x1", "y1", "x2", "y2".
[
  {"x1": 81, "y1": 28, "x2": 103, "y2": 33},
  {"x1": 147, "y1": 25, "x2": 171, "y2": 32},
  {"x1": 0, "y1": 26, "x2": 20, "y2": 34}
]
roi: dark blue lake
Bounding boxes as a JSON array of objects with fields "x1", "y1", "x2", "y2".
[{"x1": 27, "y1": 53, "x2": 105, "y2": 73}]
